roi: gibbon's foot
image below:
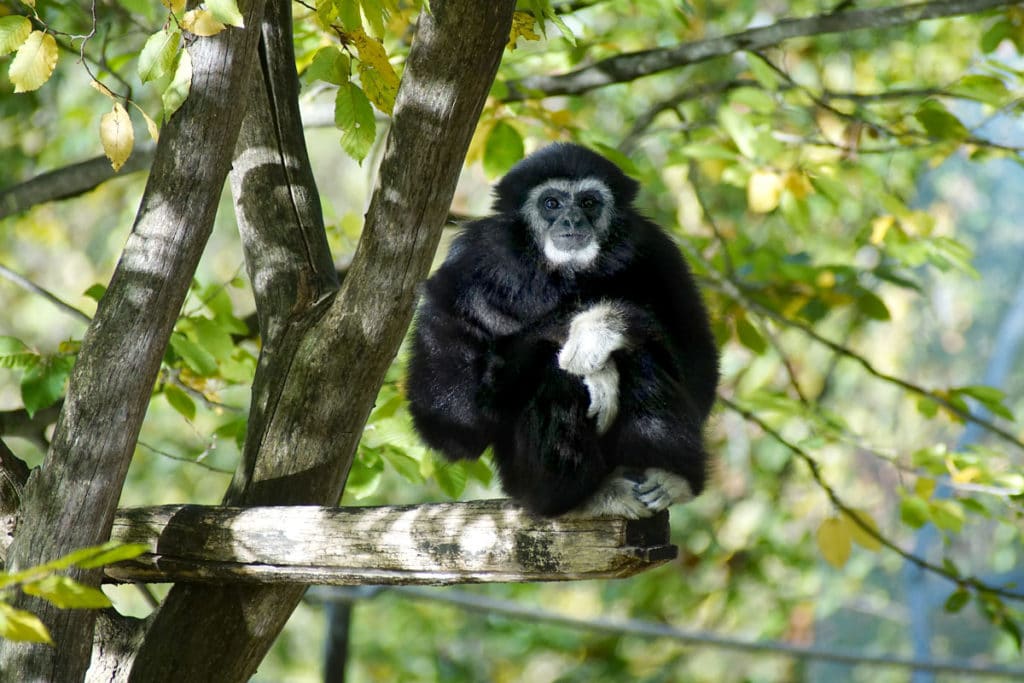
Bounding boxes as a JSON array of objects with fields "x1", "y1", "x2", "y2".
[{"x1": 566, "y1": 467, "x2": 694, "y2": 519}]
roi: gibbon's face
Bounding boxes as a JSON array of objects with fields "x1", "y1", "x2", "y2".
[{"x1": 522, "y1": 177, "x2": 615, "y2": 270}]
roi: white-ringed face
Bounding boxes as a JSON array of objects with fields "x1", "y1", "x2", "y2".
[{"x1": 521, "y1": 177, "x2": 615, "y2": 271}]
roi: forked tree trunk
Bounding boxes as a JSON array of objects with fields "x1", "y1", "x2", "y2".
[{"x1": 127, "y1": 1, "x2": 514, "y2": 681}]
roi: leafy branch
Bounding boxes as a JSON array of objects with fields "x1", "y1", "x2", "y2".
[
  {"x1": 505, "y1": 0, "x2": 1017, "y2": 100},
  {"x1": 721, "y1": 395, "x2": 1024, "y2": 603},
  {"x1": 684, "y1": 244, "x2": 1024, "y2": 453}
]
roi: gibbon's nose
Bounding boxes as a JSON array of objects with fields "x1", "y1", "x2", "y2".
[{"x1": 557, "y1": 207, "x2": 588, "y2": 234}]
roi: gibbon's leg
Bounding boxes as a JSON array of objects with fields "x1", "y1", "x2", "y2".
[{"x1": 492, "y1": 366, "x2": 612, "y2": 517}]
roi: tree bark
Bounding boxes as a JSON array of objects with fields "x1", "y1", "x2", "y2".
[
  {"x1": 127, "y1": 1, "x2": 514, "y2": 680},
  {"x1": 0, "y1": 1, "x2": 266, "y2": 680}
]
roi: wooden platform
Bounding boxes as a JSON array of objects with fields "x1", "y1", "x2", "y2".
[{"x1": 105, "y1": 499, "x2": 678, "y2": 586}]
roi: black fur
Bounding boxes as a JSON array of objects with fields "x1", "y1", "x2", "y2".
[{"x1": 407, "y1": 143, "x2": 719, "y2": 516}]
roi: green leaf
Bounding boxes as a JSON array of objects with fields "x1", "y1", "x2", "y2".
[
  {"x1": 306, "y1": 46, "x2": 350, "y2": 86},
  {"x1": 954, "y1": 385, "x2": 1015, "y2": 420},
  {"x1": 187, "y1": 316, "x2": 235, "y2": 362},
  {"x1": 1000, "y1": 615, "x2": 1022, "y2": 651},
  {"x1": 0, "y1": 603, "x2": 53, "y2": 644},
  {"x1": 950, "y1": 75, "x2": 1009, "y2": 107},
  {"x1": 0, "y1": 336, "x2": 37, "y2": 369},
  {"x1": 345, "y1": 449, "x2": 385, "y2": 498},
  {"x1": 746, "y1": 53, "x2": 779, "y2": 91},
  {"x1": 169, "y1": 332, "x2": 218, "y2": 376},
  {"x1": 590, "y1": 143, "x2": 639, "y2": 176},
  {"x1": 161, "y1": 47, "x2": 192, "y2": 120},
  {"x1": 207, "y1": 0, "x2": 245, "y2": 27},
  {"x1": 83, "y1": 283, "x2": 107, "y2": 302},
  {"x1": 31, "y1": 541, "x2": 132, "y2": 574},
  {"x1": 729, "y1": 86, "x2": 776, "y2": 114},
  {"x1": 434, "y1": 459, "x2": 468, "y2": 499},
  {"x1": 138, "y1": 28, "x2": 181, "y2": 84},
  {"x1": 23, "y1": 575, "x2": 112, "y2": 609},
  {"x1": 74, "y1": 543, "x2": 148, "y2": 569},
  {"x1": 929, "y1": 500, "x2": 964, "y2": 533},
  {"x1": 335, "y1": 82, "x2": 376, "y2": 163},
  {"x1": 719, "y1": 105, "x2": 759, "y2": 159},
  {"x1": 0, "y1": 16, "x2": 31, "y2": 57},
  {"x1": 369, "y1": 394, "x2": 404, "y2": 422},
  {"x1": 944, "y1": 588, "x2": 970, "y2": 613},
  {"x1": 980, "y1": 19, "x2": 1013, "y2": 53},
  {"x1": 543, "y1": 7, "x2": 576, "y2": 45},
  {"x1": 855, "y1": 290, "x2": 890, "y2": 321},
  {"x1": 677, "y1": 143, "x2": 739, "y2": 161},
  {"x1": 21, "y1": 356, "x2": 73, "y2": 418},
  {"x1": 382, "y1": 449, "x2": 425, "y2": 484},
  {"x1": 916, "y1": 397, "x2": 939, "y2": 418},
  {"x1": 914, "y1": 100, "x2": 968, "y2": 141},
  {"x1": 164, "y1": 383, "x2": 197, "y2": 421},
  {"x1": 899, "y1": 495, "x2": 931, "y2": 528},
  {"x1": 483, "y1": 121, "x2": 524, "y2": 178},
  {"x1": 360, "y1": 0, "x2": 387, "y2": 37},
  {"x1": 334, "y1": 0, "x2": 362, "y2": 31},
  {"x1": 735, "y1": 316, "x2": 767, "y2": 354}
]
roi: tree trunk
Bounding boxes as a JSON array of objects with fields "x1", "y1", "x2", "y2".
[
  {"x1": 126, "y1": 1, "x2": 514, "y2": 680},
  {"x1": 0, "y1": 1, "x2": 267, "y2": 680}
]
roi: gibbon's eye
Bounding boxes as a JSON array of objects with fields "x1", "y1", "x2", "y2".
[
  {"x1": 543, "y1": 197, "x2": 561, "y2": 210},
  {"x1": 579, "y1": 196, "x2": 597, "y2": 209}
]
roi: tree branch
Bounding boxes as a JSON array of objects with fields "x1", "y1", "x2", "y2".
[
  {"x1": 0, "y1": 145, "x2": 155, "y2": 221},
  {"x1": 504, "y1": 0, "x2": 1015, "y2": 100}
]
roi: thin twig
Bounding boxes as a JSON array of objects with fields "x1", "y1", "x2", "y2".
[{"x1": 0, "y1": 263, "x2": 92, "y2": 324}]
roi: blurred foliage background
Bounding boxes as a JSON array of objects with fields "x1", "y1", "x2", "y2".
[{"x1": 2, "y1": 0, "x2": 1023, "y2": 681}]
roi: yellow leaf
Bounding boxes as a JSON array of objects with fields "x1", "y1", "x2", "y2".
[
  {"x1": 914, "y1": 476, "x2": 936, "y2": 500},
  {"x1": 747, "y1": 169, "x2": 783, "y2": 213},
  {"x1": 100, "y1": 102, "x2": 134, "y2": 172},
  {"x1": 870, "y1": 215, "x2": 894, "y2": 244},
  {"x1": 0, "y1": 603, "x2": 53, "y2": 644},
  {"x1": 161, "y1": 0, "x2": 186, "y2": 12},
  {"x1": 90, "y1": 79, "x2": 116, "y2": 99},
  {"x1": 842, "y1": 509, "x2": 882, "y2": 551},
  {"x1": 349, "y1": 29, "x2": 398, "y2": 115},
  {"x1": 181, "y1": 9, "x2": 226, "y2": 37},
  {"x1": 133, "y1": 103, "x2": 160, "y2": 142},
  {"x1": 508, "y1": 11, "x2": 541, "y2": 50},
  {"x1": 949, "y1": 462, "x2": 981, "y2": 484},
  {"x1": 9, "y1": 30, "x2": 58, "y2": 93},
  {"x1": 784, "y1": 171, "x2": 813, "y2": 199},
  {"x1": 816, "y1": 516, "x2": 851, "y2": 568}
]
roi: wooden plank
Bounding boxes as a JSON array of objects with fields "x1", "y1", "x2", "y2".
[{"x1": 105, "y1": 500, "x2": 677, "y2": 586}]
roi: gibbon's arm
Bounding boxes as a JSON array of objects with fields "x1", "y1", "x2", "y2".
[{"x1": 406, "y1": 253, "x2": 501, "y2": 461}]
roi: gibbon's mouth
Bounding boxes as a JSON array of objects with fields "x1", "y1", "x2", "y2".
[{"x1": 550, "y1": 232, "x2": 593, "y2": 251}]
